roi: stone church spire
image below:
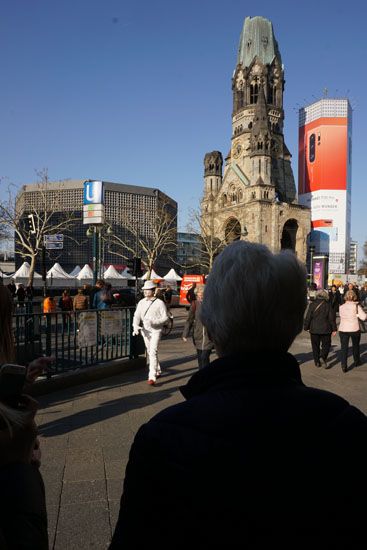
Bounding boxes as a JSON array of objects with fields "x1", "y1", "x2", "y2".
[
  {"x1": 250, "y1": 86, "x2": 271, "y2": 155},
  {"x1": 201, "y1": 16, "x2": 310, "y2": 262}
]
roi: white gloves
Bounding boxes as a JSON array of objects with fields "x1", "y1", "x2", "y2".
[{"x1": 132, "y1": 327, "x2": 140, "y2": 336}]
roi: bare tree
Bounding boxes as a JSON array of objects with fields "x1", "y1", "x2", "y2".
[
  {"x1": 183, "y1": 207, "x2": 227, "y2": 274},
  {"x1": 0, "y1": 170, "x2": 79, "y2": 285},
  {"x1": 105, "y1": 197, "x2": 177, "y2": 279}
]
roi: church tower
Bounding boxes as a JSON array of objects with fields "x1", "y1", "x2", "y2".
[{"x1": 201, "y1": 16, "x2": 310, "y2": 262}]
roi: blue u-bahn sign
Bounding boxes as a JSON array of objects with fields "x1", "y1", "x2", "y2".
[{"x1": 83, "y1": 180, "x2": 104, "y2": 205}]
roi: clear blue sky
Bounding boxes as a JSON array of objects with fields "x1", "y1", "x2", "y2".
[{"x1": 1, "y1": 0, "x2": 366, "y2": 260}]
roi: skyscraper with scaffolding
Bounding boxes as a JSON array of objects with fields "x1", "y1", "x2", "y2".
[{"x1": 298, "y1": 98, "x2": 352, "y2": 274}]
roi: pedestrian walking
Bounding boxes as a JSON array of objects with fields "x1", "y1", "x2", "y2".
[
  {"x1": 15, "y1": 284, "x2": 26, "y2": 307},
  {"x1": 93, "y1": 282, "x2": 113, "y2": 310},
  {"x1": 186, "y1": 282, "x2": 196, "y2": 304},
  {"x1": 303, "y1": 289, "x2": 337, "y2": 368},
  {"x1": 328, "y1": 284, "x2": 342, "y2": 315},
  {"x1": 90, "y1": 280, "x2": 105, "y2": 309},
  {"x1": 73, "y1": 288, "x2": 89, "y2": 311},
  {"x1": 182, "y1": 284, "x2": 213, "y2": 369},
  {"x1": 338, "y1": 289, "x2": 367, "y2": 372},
  {"x1": 42, "y1": 292, "x2": 56, "y2": 314},
  {"x1": 132, "y1": 280, "x2": 169, "y2": 385},
  {"x1": 58, "y1": 289, "x2": 73, "y2": 329},
  {"x1": 110, "y1": 241, "x2": 367, "y2": 548}
]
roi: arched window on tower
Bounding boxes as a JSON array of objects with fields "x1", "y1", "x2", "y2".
[
  {"x1": 268, "y1": 84, "x2": 277, "y2": 105},
  {"x1": 250, "y1": 83, "x2": 259, "y2": 104}
]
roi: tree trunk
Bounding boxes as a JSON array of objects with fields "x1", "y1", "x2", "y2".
[{"x1": 28, "y1": 254, "x2": 36, "y2": 287}]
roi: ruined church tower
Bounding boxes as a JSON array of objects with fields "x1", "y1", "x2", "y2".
[{"x1": 201, "y1": 16, "x2": 310, "y2": 260}]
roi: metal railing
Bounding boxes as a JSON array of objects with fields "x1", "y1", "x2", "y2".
[{"x1": 13, "y1": 307, "x2": 141, "y2": 376}]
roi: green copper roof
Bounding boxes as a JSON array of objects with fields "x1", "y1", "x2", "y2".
[{"x1": 237, "y1": 16, "x2": 281, "y2": 68}]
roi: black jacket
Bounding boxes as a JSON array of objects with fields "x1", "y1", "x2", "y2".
[
  {"x1": 304, "y1": 298, "x2": 337, "y2": 334},
  {"x1": 182, "y1": 301, "x2": 213, "y2": 351},
  {"x1": 0, "y1": 463, "x2": 48, "y2": 549},
  {"x1": 109, "y1": 352, "x2": 367, "y2": 548},
  {"x1": 328, "y1": 290, "x2": 342, "y2": 313}
]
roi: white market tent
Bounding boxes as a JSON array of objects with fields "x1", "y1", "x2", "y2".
[
  {"x1": 140, "y1": 269, "x2": 162, "y2": 280},
  {"x1": 120, "y1": 268, "x2": 135, "y2": 280},
  {"x1": 47, "y1": 263, "x2": 76, "y2": 288},
  {"x1": 76, "y1": 264, "x2": 94, "y2": 283},
  {"x1": 163, "y1": 268, "x2": 182, "y2": 282},
  {"x1": 103, "y1": 265, "x2": 128, "y2": 287},
  {"x1": 69, "y1": 265, "x2": 81, "y2": 277},
  {"x1": 11, "y1": 261, "x2": 43, "y2": 286}
]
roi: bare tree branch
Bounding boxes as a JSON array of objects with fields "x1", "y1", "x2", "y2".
[
  {"x1": 183, "y1": 207, "x2": 227, "y2": 273},
  {"x1": 105, "y1": 197, "x2": 177, "y2": 278},
  {"x1": 0, "y1": 170, "x2": 79, "y2": 285}
]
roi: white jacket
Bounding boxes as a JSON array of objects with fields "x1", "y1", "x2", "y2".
[{"x1": 133, "y1": 298, "x2": 169, "y2": 333}]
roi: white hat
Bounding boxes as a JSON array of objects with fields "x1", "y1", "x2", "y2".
[{"x1": 142, "y1": 280, "x2": 156, "y2": 290}]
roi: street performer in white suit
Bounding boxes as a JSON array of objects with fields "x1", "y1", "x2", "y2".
[{"x1": 132, "y1": 280, "x2": 169, "y2": 385}]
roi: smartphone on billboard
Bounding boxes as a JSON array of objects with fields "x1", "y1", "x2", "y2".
[{"x1": 0, "y1": 364, "x2": 27, "y2": 405}]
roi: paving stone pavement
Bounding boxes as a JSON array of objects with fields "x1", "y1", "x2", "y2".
[{"x1": 37, "y1": 309, "x2": 367, "y2": 549}]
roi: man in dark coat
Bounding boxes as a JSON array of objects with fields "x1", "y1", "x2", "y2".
[
  {"x1": 182, "y1": 284, "x2": 213, "y2": 369},
  {"x1": 109, "y1": 242, "x2": 367, "y2": 548},
  {"x1": 328, "y1": 284, "x2": 342, "y2": 314}
]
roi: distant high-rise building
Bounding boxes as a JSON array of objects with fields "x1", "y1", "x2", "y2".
[
  {"x1": 177, "y1": 232, "x2": 202, "y2": 274},
  {"x1": 298, "y1": 98, "x2": 352, "y2": 274},
  {"x1": 349, "y1": 241, "x2": 358, "y2": 274},
  {"x1": 16, "y1": 180, "x2": 177, "y2": 274}
]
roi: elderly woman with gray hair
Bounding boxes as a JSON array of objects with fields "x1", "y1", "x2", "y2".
[
  {"x1": 110, "y1": 241, "x2": 367, "y2": 548},
  {"x1": 303, "y1": 289, "x2": 337, "y2": 368}
]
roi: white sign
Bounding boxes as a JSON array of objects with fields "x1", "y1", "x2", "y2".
[
  {"x1": 100, "y1": 310, "x2": 123, "y2": 336},
  {"x1": 44, "y1": 234, "x2": 64, "y2": 242},
  {"x1": 77, "y1": 312, "x2": 97, "y2": 347},
  {"x1": 45, "y1": 242, "x2": 64, "y2": 250},
  {"x1": 83, "y1": 216, "x2": 105, "y2": 225}
]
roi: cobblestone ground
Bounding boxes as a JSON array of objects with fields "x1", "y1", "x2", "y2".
[{"x1": 37, "y1": 309, "x2": 367, "y2": 549}]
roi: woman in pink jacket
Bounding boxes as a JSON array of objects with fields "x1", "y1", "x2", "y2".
[{"x1": 338, "y1": 290, "x2": 367, "y2": 372}]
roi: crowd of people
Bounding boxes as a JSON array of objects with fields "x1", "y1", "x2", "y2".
[
  {"x1": 1, "y1": 243, "x2": 367, "y2": 547},
  {"x1": 304, "y1": 281, "x2": 367, "y2": 372}
]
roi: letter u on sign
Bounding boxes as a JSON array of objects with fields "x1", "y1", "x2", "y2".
[{"x1": 83, "y1": 181, "x2": 104, "y2": 205}]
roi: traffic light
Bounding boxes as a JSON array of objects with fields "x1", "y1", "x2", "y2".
[
  {"x1": 27, "y1": 214, "x2": 36, "y2": 234},
  {"x1": 132, "y1": 257, "x2": 142, "y2": 277}
]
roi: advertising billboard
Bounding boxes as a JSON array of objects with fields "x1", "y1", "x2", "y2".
[
  {"x1": 298, "y1": 99, "x2": 352, "y2": 274},
  {"x1": 312, "y1": 256, "x2": 329, "y2": 290},
  {"x1": 298, "y1": 118, "x2": 348, "y2": 194}
]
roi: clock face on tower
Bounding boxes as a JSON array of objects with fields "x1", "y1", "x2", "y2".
[{"x1": 233, "y1": 142, "x2": 242, "y2": 159}]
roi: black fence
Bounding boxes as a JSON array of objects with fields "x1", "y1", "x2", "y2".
[{"x1": 13, "y1": 306, "x2": 145, "y2": 376}]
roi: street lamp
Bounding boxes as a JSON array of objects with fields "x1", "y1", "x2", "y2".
[{"x1": 86, "y1": 225, "x2": 113, "y2": 285}]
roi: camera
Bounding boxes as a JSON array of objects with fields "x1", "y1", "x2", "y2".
[{"x1": 0, "y1": 364, "x2": 27, "y2": 406}]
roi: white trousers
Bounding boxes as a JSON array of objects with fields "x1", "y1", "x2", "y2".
[{"x1": 142, "y1": 328, "x2": 162, "y2": 381}]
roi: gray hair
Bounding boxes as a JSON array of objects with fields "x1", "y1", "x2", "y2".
[
  {"x1": 201, "y1": 241, "x2": 307, "y2": 355},
  {"x1": 316, "y1": 289, "x2": 329, "y2": 300}
]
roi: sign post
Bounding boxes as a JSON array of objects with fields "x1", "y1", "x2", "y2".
[{"x1": 83, "y1": 181, "x2": 105, "y2": 285}]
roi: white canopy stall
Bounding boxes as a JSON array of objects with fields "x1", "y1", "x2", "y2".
[
  {"x1": 103, "y1": 265, "x2": 128, "y2": 287},
  {"x1": 47, "y1": 263, "x2": 76, "y2": 288},
  {"x1": 140, "y1": 269, "x2": 162, "y2": 281},
  {"x1": 11, "y1": 261, "x2": 43, "y2": 287},
  {"x1": 69, "y1": 265, "x2": 81, "y2": 277},
  {"x1": 76, "y1": 264, "x2": 94, "y2": 286},
  {"x1": 162, "y1": 268, "x2": 182, "y2": 290}
]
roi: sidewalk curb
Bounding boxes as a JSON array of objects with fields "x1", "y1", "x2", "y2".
[{"x1": 28, "y1": 356, "x2": 146, "y2": 397}]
